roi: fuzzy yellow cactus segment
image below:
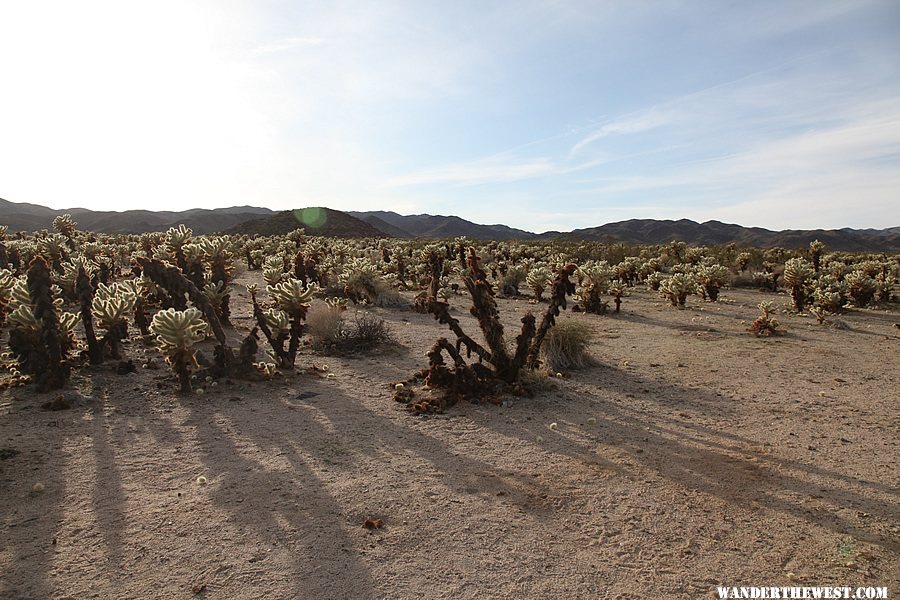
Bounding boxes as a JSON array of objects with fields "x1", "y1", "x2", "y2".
[
  {"x1": 526, "y1": 265, "x2": 552, "y2": 301},
  {"x1": 165, "y1": 224, "x2": 193, "y2": 251},
  {"x1": 578, "y1": 261, "x2": 612, "y2": 290},
  {"x1": 150, "y1": 307, "x2": 208, "y2": 392},
  {"x1": 52, "y1": 214, "x2": 77, "y2": 238},
  {"x1": 202, "y1": 277, "x2": 228, "y2": 305},
  {"x1": 262, "y1": 308, "x2": 290, "y2": 339},
  {"x1": 7, "y1": 279, "x2": 39, "y2": 329},
  {"x1": 92, "y1": 283, "x2": 135, "y2": 326},
  {"x1": 0, "y1": 269, "x2": 15, "y2": 305},
  {"x1": 58, "y1": 311, "x2": 81, "y2": 344},
  {"x1": 7, "y1": 304, "x2": 40, "y2": 330},
  {"x1": 783, "y1": 257, "x2": 813, "y2": 311},
  {"x1": 198, "y1": 237, "x2": 231, "y2": 259},
  {"x1": 659, "y1": 272, "x2": 696, "y2": 307},
  {"x1": 151, "y1": 307, "x2": 208, "y2": 354},
  {"x1": 58, "y1": 257, "x2": 96, "y2": 298},
  {"x1": 92, "y1": 295, "x2": 134, "y2": 331},
  {"x1": 263, "y1": 266, "x2": 285, "y2": 287},
  {"x1": 748, "y1": 301, "x2": 782, "y2": 336},
  {"x1": 783, "y1": 258, "x2": 812, "y2": 289},
  {"x1": 39, "y1": 234, "x2": 68, "y2": 260},
  {"x1": 182, "y1": 242, "x2": 204, "y2": 265},
  {"x1": 267, "y1": 278, "x2": 319, "y2": 313}
]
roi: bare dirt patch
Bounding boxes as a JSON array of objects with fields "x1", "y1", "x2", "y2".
[{"x1": 2, "y1": 285, "x2": 897, "y2": 598}]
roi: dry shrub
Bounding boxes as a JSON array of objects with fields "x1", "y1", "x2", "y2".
[
  {"x1": 540, "y1": 320, "x2": 596, "y2": 372},
  {"x1": 307, "y1": 303, "x2": 393, "y2": 352},
  {"x1": 372, "y1": 286, "x2": 407, "y2": 308},
  {"x1": 306, "y1": 302, "x2": 344, "y2": 348},
  {"x1": 729, "y1": 273, "x2": 757, "y2": 288},
  {"x1": 347, "y1": 311, "x2": 393, "y2": 349}
]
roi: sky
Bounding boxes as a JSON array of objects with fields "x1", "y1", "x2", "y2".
[{"x1": 1, "y1": 0, "x2": 899, "y2": 233}]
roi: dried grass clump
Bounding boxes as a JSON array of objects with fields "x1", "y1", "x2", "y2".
[
  {"x1": 348, "y1": 312, "x2": 394, "y2": 349},
  {"x1": 306, "y1": 302, "x2": 345, "y2": 348},
  {"x1": 307, "y1": 303, "x2": 393, "y2": 353},
  {"x1": 539, "y1": 320, "x2": 596, "y2": 372}
]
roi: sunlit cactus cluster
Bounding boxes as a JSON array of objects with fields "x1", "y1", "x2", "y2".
[
  {"x1": 150, "y1": 307, "x2": 209, "y2": 392},
  {"x1": 0, "y1": 215, "x2": 895, "y2": 397}
]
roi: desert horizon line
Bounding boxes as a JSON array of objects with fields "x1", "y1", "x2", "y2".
[{"x1": 1, "y1": 197, "x2": 897, "y2": 236}]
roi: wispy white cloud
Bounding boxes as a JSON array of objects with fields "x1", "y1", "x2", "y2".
[
  {"x1": 570, "y1": 108, "x2": 672, "y2": 155},
  {"x1": 386, "y1": 158, "x2": 556, "y2": 187}
]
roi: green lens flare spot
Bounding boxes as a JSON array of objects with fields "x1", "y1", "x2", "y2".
[{"x1": 294, "y1": 207, "x2": 327, "y2": 229}]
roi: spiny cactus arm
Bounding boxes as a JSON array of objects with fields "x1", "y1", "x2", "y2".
[
  {"x1": 462, "y1": 247, "x2": 510, "y2": 370},
  {"x1": 510, "y1": 313, "x2": 537, "y2": 376},
  {"x1": 248, "y1": 286, "x2": 291, "y2": 367},
  {"x1": 150, "y1": 307, "x2": 208, "y2": 392},
  {"x1": 76, "y1": 267, "x2": 103, "y2": 364},
  {"x1": 151, "y1": 308, "x2": 208, "y2": 350},
  {"x1": 27, "y1": 256, "x2": 69, "y2": 390},
  {"x1": 526, "y1": 264, "x2": 577, "y2": 369},
  {"x1": 266, "y1": 278, "x2": 318, "y2": 314},
  {"x1": 422, "y1": 249, "x2": 492, "y2": 364},
  {"x1": 137, "y1": 257, "x2": 227, "y2": 346}
]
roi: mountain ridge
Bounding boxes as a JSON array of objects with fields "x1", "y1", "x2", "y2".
[{"x1": 0, "y1": 198, "x2": 897, "y2": 251}]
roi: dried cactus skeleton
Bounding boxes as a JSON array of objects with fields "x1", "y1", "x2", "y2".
[{"x1": 398, "y1": 247, "x2": 576, "y2": 413}]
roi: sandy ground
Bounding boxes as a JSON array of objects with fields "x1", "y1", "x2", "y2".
[{"x1": 1, "y1": 278, "x2": 898, "y2": 599}]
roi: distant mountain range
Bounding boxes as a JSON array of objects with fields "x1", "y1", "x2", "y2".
[
  {"x1": 1, "y1": 198, "x2": 897, "y2": 251},
  {"x1": 0, "y1": 198, "x2": 275, "y2": 235},
  {"x1": 226, "y1": 208, "x2": 385, "y2": 238}
]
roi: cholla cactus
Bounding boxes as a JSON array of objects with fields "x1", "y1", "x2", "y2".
[
  {"x1": 783, "y1": 258, "x2": 813, "y2": 312},
  {"x1": 268, "y1": 278, "x2": 318, "y2": 314},
  {"x1": 199, "y1": 237, "x2": 235, "y2": 323},
  {"x1": 659, "y1": 272, "x2": 696, "y2": 307},
  {"x1": 52, "y1": 214, "x2": 77, "y2": 239},
  {"x1": 645, "y1": 271, "x2": 664, "y2": 291},
  {"x1": 202, "y1": 277, "x2": 230, "y2": 321},
  {"x1": 150, "y1": 307, "x2": 208, "y2": 392},
  {"x1": 57, "y1": 256, "x2": 96, "y2": 301},
  {"x1": 7, "y1": 257, "x2": 70, "y2": 390},
  {"x1": 436, "y1": 276, "x2": 454, "y2": 302},
  {"x1": 845, "y1": 270, "x2": 877, "y2": 307},
  {"x1": 748, "y1": 301, "x2": 782, "y2": 336},
  {"x1": 165, "y1": 224, "x2": 192, "y2": 252},
  {"x1": 92, "y1": 283, "x2": 136, "y2": 359},
  {"x1": 263, "y1": 308, "x2": 290, "y2": 338},
  {"x1": 263, "y1": 255, "x2": 286, "y2": 286},
  {"x1": 811, "y1": 274, "x2": 847, "y2": 312},
  {"x1": 607, "y1": 279, "x2": 627, "y2": 313},
  {"x1": 809, "y1": 240, "x2": 825, "y2": 273},
  {"x1": 164, "y1": 224, "x2": 193, "y2": 271},
  {"x1": 577, "y1": 261, "x2": 611, "y2": 313},
  {"x1": 0, "y1": 268, "x2": 14, "y2": 325},
  {"x1": 526, "y1": 266, "x2": 552, "y2": 302},
  {"x1": 874, "y1": 268, "x2": 896, "y2": 304},
  {"x1": 249, "y1": 278, "x2": 318, "y2": 369},
  {"x1": 39, "y1": 234, "x2": 69, "y2": 271},
  {"x1": 809, "y1": 306, "x2": 827, "y2": 325},
  {"x1": 694, "y1": 263, "x2": 730, "y2": 301}
]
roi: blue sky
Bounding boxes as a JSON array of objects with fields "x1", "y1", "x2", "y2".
[{"x1": 1, "y1": 0, "x2": 898, "y2": 232}]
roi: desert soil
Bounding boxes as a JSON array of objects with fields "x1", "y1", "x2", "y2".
[{"x1": 1, "y1": 276, "x2": 898, "y2": 599}]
